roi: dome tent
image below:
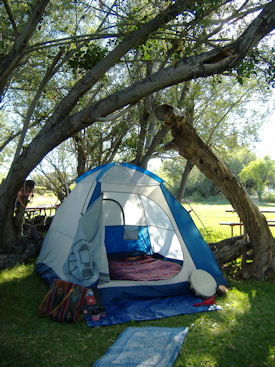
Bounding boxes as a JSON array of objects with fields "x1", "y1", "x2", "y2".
[{"x1": 36, "y1": 162, "x2": 227, "y2": 305}]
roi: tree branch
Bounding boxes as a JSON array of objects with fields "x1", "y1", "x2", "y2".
[
  {"x1": 38, "y1": 0, "x2": 196, "y2": 134},
  {"x1": 0, "y1": 0, "x2": 51, "y2": 97},
  {"x1": 3, "y1": 0, "x2": 18, "y2": 36},
  {"x1": 11, "y1": 47, "x2": 65, "y2": 163}
]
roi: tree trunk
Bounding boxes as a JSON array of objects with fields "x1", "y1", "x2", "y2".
[
  {"x1": 155, "y1": 104, "x2": 274, "y2": 280},
  {"x1": 0, "y1": 162, "x2": 36, "y2": 246},
  {"x1": 73, "y1": 133, "x2": 88, "y2": 178},
  {"x1": 133, "y1": 95, "x2": 152, "y2": 166},
  {"x1": 208, "y1": 236, "x2": 249, "y2": 267},
  {"x1": 140, "y1": 124, "x2": 170, "y2": 169},
  {"x1": 176, "y1": 83, "x2": 194, "y2": 201},
  {"x1": 0, "y1": 189, "x2": 20, "y2": 244},
  {"x1": 176, "y1": 160, "x2": 194, "y2": 201}
]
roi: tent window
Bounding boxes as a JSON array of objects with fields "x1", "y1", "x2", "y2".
[
  {"x1": 103, "y1": 198, "x2": 125, "y2": 225},
  {"x1": 103, "y1": 192, "x2": 147, "y2": 226},
  {"x1": 123, "y1": 226, "x2": 139, "y2": 240}
]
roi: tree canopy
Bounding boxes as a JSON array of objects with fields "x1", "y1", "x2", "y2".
[{"x1": 1, "y1": 0, "x2": 274, "y2": 177}]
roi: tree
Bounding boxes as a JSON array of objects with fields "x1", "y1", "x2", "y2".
[
  {"x1": 240, "y1": 157, "x2": 275, "y2": 201},
  {"x1": 0, "y1": 0, "x2": 274, "y2": 280},
  {"x1": 33, "y1": 141, "x2": 76, "y2": 202},
  {"x1": 224, "y1": 147, "x2": 257, "y2": 177},
  {"x1": 155, "y1": 104, "x2": 274, "y2": 280},
  {"x1": 165, "y1": 75, "x2": 267, "y2": 200}
]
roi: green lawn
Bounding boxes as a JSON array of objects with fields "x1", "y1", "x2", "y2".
[
  {"x1": 184, "y1": 201, "x2": 275, "y2": 242},
  {"x1": 0, "y1": 201, "x2": 275, "y2": 367}
]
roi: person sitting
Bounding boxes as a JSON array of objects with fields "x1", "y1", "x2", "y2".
[
  {"x1": 14, "y1": 180, "x2": 35, "y2": 235},
  {"x1": 15, "y1": 180, "x2": 35, "y2": 209}
]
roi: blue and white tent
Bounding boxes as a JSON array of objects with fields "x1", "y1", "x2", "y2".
[{"x1": 36, "y1": 163, "x2": 227, "y2": 305}]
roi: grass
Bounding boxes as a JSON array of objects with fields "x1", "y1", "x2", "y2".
[
  {"x1": 183, "y1": 201, "x2": 275, "y2": 242},
  {"x1": 1, "y1": 200, "x2": 275, "y2": 367},
  {"x1": 31, "y1": 191, "x2": 58, "y2": 207},
  {"x1": 0, "y1": 264, "x2": 274, "y2": 367}
]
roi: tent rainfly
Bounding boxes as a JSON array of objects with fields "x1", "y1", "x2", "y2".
[{"x1": 36, "y1": 163, "x2": 227, "y2": 303}]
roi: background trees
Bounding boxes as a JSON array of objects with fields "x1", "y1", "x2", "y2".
[
  {"x1": 240, "y1": 157, "x2": 275, "y2": 201},
  {"x1": 158, "y1": 151, "x2": 275, "y2": 203}
]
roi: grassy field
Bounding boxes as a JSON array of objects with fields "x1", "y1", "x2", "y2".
[
  {"x1": 0, "y1": 201, "x2": 275, "y2": 367},
  {"x1": 183, "y1": 200, "x2": 275, "y2": 242}
]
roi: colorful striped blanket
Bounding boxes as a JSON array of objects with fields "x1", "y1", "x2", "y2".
[{"x1": 108, "y1": 255, "x2": 182, "y2": 281}]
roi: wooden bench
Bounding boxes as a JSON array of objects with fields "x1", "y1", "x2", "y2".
[
  {"x1": 25, "y1": 209, "x2": 39, "y2": 219},
  {"x1": 220, "y1": 222, "x2": 244, "y2": 236},
  {"x1": 222, "y1": 208, "x2": 275, "y2": 236},
  {"x1": 25, "y1": 205, "x2": 59, "y2": 219},
  {"x1": 220, "y1": 221, "x2": 275, "y2": 237}
]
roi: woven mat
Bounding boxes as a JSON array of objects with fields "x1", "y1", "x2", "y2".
[{"x1": 93, "y1": 326, "x2": 188, "y2": 367}]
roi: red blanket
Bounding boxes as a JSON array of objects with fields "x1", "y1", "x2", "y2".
[{"x1": 108, "y1": 255, "x2": 182, "y2": 281}]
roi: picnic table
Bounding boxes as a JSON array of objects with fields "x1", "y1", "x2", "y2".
[
  {"x1": 25, "y1": 204, "x2": 59, "y2": 219},
  {"x1": 220, "y1": 208, "x2": 275, "y2": 236}
]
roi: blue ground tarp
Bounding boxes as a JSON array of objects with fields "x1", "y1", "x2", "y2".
[{"x1": 84, "y1": 292, "x2": 222, "y2": 327}]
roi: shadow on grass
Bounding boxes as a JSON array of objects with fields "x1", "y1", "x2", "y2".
[
  {"x1": 215, "y1": 280, "x2": 274, "y2": 367},
  {"x1": 175, "y1": 280, "x2": 275, "y2": 367}
]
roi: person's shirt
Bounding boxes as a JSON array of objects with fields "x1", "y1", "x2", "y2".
[{"x1": 16, "y1": 186, "x2": 33, "y2": 208}]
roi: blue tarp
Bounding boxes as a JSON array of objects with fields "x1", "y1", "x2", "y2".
[{"x1": 84, "y1": 292, "x2": 222, "y2": 327}]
